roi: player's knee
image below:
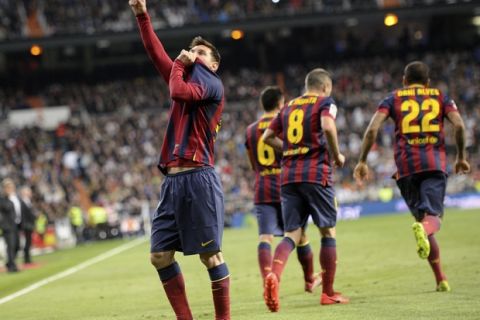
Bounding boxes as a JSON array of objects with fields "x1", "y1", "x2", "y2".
[
  {"x1": 259, "y1": 234, "x2": 274, "y2": 243},
  {"x1": 199, "y1": 251, "x2": 223, "y2": 268},
  {"x1": 319, "y1": 227, "x2": 336, "y2": 238},
  {"x1": 150, "y1": 252, "x2": 174, "y2": 269},
  {"x1": 299, "y1": 232, "x2": 309, "y2": 245},
  {"x1": 285, "y1": 228, "x2": 302, "y2": 245}
]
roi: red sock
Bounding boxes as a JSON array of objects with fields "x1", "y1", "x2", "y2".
[
  {"x1": 428, "y1": 235, "x2": 446, "y2": 284},
  {"x1": 320, "y1": 237, "x2": 337, "y2": 296},
  {"x1": 422, "y1": 215, "x2": 441, "y2": 235},
  {"x1": 297, "y1": 243, "x2": 314, "y2": 283},
  {"x1": 208, "y1": 264, "x2": 230, "y2": 320},
  {"x1": 211, "y1": 277, "x2": 230, "y2": 320},
  {"x1": 271, "y1": 237, "x2": 295, "y2": 280},
  {"x1": 161, "y1": 273, "x2": 193, "y2": 320},
  {"x1": 258, "y1": 242, "x2": 272, "y2": 280}
]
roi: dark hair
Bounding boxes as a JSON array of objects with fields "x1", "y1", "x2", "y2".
[
  {"x1": 260, "y1": 86, "x2": 283, "y2": 112},
  {"x1": 404, "y1": 61, "x2": 429, "y2": 85},
  {"x1": 189, "y1": 36, "x2": 221, "y2": 64},
  {"x1": 305, "y1": 68, "x2": 332, "y2": 91}
]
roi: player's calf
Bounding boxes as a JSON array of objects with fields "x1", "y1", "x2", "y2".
[
  {"x1": 258, "y1": 241, "x2": 273, "y2": 281},
  {"x1": 297, "y1": 241, "x2": 316, "y2": 291},
  {"x1": 156, "y1": 262, "x2": 193, "y2": 319},
  {"x1": 200, "y1": 252, "x2": 230, "y2": 319},
  {"x1": 209, "y1": 264, "x2": 231, "y2": 320},
  {"x1": 427, "y1": 234, "x2": 448, "y2": 291}
]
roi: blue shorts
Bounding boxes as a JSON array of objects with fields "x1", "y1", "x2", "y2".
[
  {"x1": 254, "y1": 203, "x2": 284, "y2": 236},
  {"x1": 281, "y1": 183, "x2": 337, "y2": 231},
  {"x1": 151, "y1": 167, "x2": 225, "y2": 255},
  {"x1": 396, "y1": 171, "x2": 447, "y2": 221}
]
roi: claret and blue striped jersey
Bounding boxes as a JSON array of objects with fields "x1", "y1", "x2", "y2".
[
  {"x1": 160, "y1": 60, "x2": 224, "y2": 174},
  {"x1": 137, "y1": 13, "x2": 224, "y2": 175},
  {"x1": 269, "y1": 94, "x2": 338, "y2": 186},
  {"x1": 246, "y1": 112, "x2": 282, "y2": 204},
  {"x1": 377, "y1": 85, "x2": 458, "y2": 178}
]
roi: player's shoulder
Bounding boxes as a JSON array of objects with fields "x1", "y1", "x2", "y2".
[
  {"x1": 378, "y1": 90, "x2": 397, "y2": 105},
  {"x1": 385, "y1": 89, "x2": 398, "y2": 99},
  {"x1": 193, "y1": 63, "x2": 224, "y2": 86},
  {"x1": 431, "y1": 87, "x2": 447, "y2": 98},
  {"x1": 316, "y1": 96, "x2": 338, "y2": 119},
  {"x1": 246, "y1": 119, "x2": 260, "y2": 132},
  {"x1": 318, "y1": 96, "x2": 336, "y2": 107}
]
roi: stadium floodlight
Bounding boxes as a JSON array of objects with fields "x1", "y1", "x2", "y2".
[
  {"x1": 231, "y1": 29, "x2": 244, "y2": 40},
  {"x1": 30, "y1": 44, "x2": 42, "y2": 56},
  {"x1": 384, "y1": 13, "x2": 398, "y2": 27}
]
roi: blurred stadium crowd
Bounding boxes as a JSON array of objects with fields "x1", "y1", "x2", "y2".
[
  {"x1": 1, "y1": 50, "x2": 479, "y2": 229},
  {"x1": 0, "y1": 0, "x2": 471, "y2": 39}
]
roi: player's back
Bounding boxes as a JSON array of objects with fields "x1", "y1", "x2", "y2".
[
  {"x1": 246, "y1": 113, "x2": 282, "y2": 204},
  {"x1": 378, "y1": 85, "x2": 458, "y2": 178},
  {"x1": 270, "y1": 94, "x2": 338, "y2": 186}
]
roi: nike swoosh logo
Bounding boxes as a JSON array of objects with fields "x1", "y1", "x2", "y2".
[{"x1": 201, "y1": 240, "x2": 214, "y2": 247}]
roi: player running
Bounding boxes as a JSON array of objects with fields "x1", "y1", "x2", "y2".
[
  {"x1": 262, "y1": 69, "x2": 349, "y2": 312},
  {"x1": 130, "y1": 0, "x2": 230, "y2": 319},
  {"x1": 245, "y1": 86, "x2": 321, "y2": 292},
  {"x1": 354, "y1": 61, "x2": 470, "y2": 292}
]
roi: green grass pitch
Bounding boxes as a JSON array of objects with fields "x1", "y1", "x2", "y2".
[{"x1": 1, "y1": 209, "x2": 479, "y2": 319}]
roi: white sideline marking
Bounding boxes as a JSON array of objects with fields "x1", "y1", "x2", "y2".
[{"x1": 0, "y1": 237, "x2": 146, "y2": 305}]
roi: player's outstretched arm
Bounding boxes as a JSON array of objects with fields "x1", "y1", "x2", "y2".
[
  {"x1": 262, "y1": 128, "x2": 283, "y2": 153},
  {"x1": 130, "y1": 0, "x2": 173, "y2": 84},
  {"x1": 353, "y1": 111, "x2": 388, "y2": 183},
  {"x1": 321, "y1": 116, "x2": 345, "y2": 168},
  {"x1": 446, "y1": 111, "x2": 471, "y2": 174}
]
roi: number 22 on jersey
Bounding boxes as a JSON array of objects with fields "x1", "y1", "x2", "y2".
[{"x1": 401, "y1": 98, "x2": 440, "y2": 134}]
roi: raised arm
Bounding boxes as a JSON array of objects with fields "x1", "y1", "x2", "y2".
[
  {"x1": 446, "y1": 111, "x2": 470, "y2": 174},
  {"x1": 130, "y1": 0, "x2": 173, "y2": 83}
]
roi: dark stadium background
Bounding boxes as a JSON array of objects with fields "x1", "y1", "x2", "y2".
[{"x1": 0, "y1": 0, "x2": 478, "y2": 248}]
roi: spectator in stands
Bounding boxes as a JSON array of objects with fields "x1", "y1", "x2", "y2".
[
  {"x1": 0, "y1": 52, "x2": 478, "y2": 228},
  {"x1": 1, "y1": 0, "x2": 455, "y2": 39}
]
